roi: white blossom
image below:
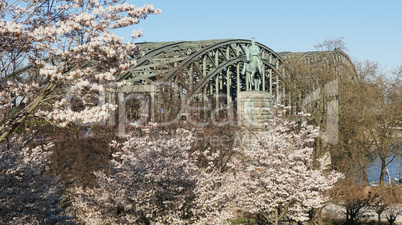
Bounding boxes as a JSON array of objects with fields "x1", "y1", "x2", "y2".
[
  {"x1": 0, "y1": 135, "x2": 70, "y2": 224},
  {"x1": 0, "y1": 0, "x2": 161, "y2": 132}
]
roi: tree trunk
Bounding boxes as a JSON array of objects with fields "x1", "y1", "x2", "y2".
[
  {"x1": 309, "y1": 208, "x2": 323, "y2": 225},
  {"x1": 362, "y1": 166, "x2": 369, "y2": 186},
  {"x1": 275, "y1": 207, "x2": 279, "y2": 225},
  {"x1": 377, "y1": 213, "x2": 381, "y2": 224},
  {"x1": 379, "y1": 158, "x2": 386, "y2": 186}
]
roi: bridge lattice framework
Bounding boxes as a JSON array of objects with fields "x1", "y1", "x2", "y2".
[
  {"x1": 118, "y1": 39, "x2": 288, "y2": 125},
  {"x1": 10, "y1": 38, "x2": 355, "y2": 126},
  {"x1": 117, "y1": 39, "x2": 355, "y2": 125}
]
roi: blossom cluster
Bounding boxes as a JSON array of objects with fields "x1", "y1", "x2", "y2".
[
  {"x1": 36, "y1": 103, "x2": 116, "y2": 126},
  {"x1": 0, "y1": 81, "x2": 42, "y2": 132},
  {"x1": 225, "y1": 107, "x2": 344, "y2": 222},
  {"x1": 0, "y1": 81, "x2": 39, "y2": 109},
  {"x1": 73, "y1": 128, "x2": 200, "y2": 224},
  {"x1": 0, "y1": 134, "x2": 70, "y2": 224},
  {"x1": 1, "y1": 0, "x2": 161, "y2": 134},
  {"x1": 72, "y1": 108, "x2": 343, "y2": 224}
]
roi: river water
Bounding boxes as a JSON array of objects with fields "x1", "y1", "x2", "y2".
[{"x1": 366, "y1": 155, "x2": 402, "y2": 185}]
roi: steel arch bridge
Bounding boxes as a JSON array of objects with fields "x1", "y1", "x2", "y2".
[
  {"x1": 118, "y1": 39, "x2": 289, "y2": 125},
  {"x1": 8, "y1": 38, "x2": 356, "y2": 127},
  {"x1": 117, "y1": 39, "x2": 356, "y2": 126}
]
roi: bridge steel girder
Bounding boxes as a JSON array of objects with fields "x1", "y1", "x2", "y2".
[
  {"x1": 279, "y1": 50, "x2": 357, "y2": 78},
  {"x1": 116, "y1": 39, "x2": 234, "y2": 82}
]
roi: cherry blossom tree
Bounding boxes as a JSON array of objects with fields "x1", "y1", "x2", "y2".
[
  {"x1": 1, "y1": 0, "x2": 161, "y2": 222},
  {"x1": 72, "y1": 126, "x2": 231, "y2": 224},
  {"x1": 0, "y1": 0, "x2": 161, "y2": 143},
  {"x1": 225, "y1": 107, "x2": 344, "y2": 224},
  {"x1": 72, "y1": 127, "x2": 192, "y2": 224},
  {"x1": 72, "y1": 107, "x2": 343, "y2": 224},
  {"x1": 0, "y1": 134, "x2": 71, "y2": 224}
]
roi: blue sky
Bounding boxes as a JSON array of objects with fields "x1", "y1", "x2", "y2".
[{"x1": 118, "y1": 1, "x2": 402, "y2": 71}]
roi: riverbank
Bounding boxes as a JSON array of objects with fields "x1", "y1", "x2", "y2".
[{"x1": 322, "y1": 203, "x2": 402, "y2": 223}]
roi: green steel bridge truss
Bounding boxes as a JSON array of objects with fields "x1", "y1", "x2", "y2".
[
  {"x1": 116, "y1": 39, "x2": 355, "y2": 124},
  {"x1": 11, "y1": 39, "x2": 356, "y2": 125}
]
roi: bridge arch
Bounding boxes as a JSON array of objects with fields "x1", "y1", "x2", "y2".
[{"x1": 119, "y1": 39, "x2": 291, "y2": 124}]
